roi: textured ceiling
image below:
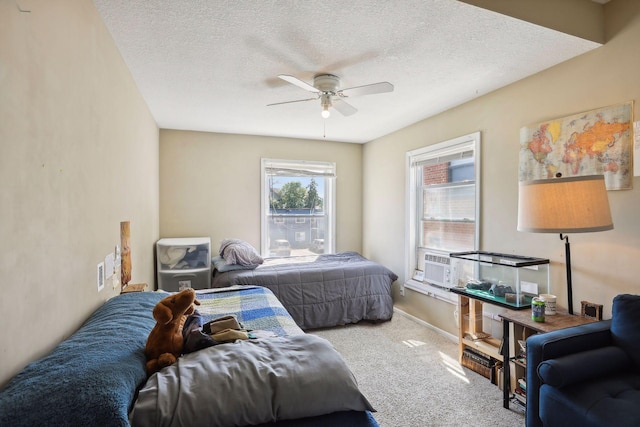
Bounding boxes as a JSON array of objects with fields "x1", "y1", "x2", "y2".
[{"x1": 92, "y1": 0, "x2": 602, "y2": 143}]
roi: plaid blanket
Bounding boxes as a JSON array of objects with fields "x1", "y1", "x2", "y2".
[{"x1": 195, "y1": 286, "x2": 303, "y2": 336}]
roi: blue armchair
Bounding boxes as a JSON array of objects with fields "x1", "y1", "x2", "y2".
[{"x1": 526, "y1": 294, "x2": 640, "y2": 427}]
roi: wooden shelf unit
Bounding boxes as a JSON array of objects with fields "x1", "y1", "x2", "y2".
[
  {"x1": 499, "y1": 308, "x2": 597, "y2": 409},
  {"x1": 456, "y1": 291, "x2": 598, "y2": 410},
  {"x1": 457, "y1": 294, "x2": 502, "y2": 380}
]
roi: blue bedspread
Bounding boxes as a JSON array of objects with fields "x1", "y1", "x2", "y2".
[{"x1": 0, "y1": 291, "x2": 165, "y2": 427}]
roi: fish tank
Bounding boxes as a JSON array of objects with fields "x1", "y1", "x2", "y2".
[{"x1": 449, "y1": 251, "x2": 550, "y2": 310}]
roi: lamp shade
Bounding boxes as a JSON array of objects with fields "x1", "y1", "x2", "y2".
[{"x1": 518, "y1": 175, "x2": 613, "y2": 233}]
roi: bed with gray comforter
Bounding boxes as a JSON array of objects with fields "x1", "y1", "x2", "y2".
[{"x1": 211, "y1": 251, "x2": 397, "y2": 329}]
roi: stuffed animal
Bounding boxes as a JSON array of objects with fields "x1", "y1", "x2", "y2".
[{"x1": 145, "y1": 288, "x2": 200, "y2": 375}]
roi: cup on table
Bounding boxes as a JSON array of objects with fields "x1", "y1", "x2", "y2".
[
  {"x1": 539, "y1": 293, "x2": 557, "y2": 315},
  {"x1": 532, "y1": 297, "x2": 546, "y2": 322}
]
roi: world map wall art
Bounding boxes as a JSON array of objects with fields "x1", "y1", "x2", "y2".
[{"x1": 519, "y1": 101, "x2": 634, "y2": 190}]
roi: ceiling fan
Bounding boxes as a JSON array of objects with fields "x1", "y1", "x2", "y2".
[{"x1": 268, "y1": 74, "x2": 394, "y2": 118}]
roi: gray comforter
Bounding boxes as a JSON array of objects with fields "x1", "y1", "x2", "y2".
[
  {"x1": 211, "y1": 252, "x2": 397, "y2": 329},
  {"x1": 130, "y1": 335, "x2": 374, "y2": 427}
]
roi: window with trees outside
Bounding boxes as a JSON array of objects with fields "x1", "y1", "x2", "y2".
[
  {"x1": 405, "y1": 132, "x2": 480, "y2": 294},
  {"x1": 261, "y1": 159, "x2": 335, "y2": 257}
]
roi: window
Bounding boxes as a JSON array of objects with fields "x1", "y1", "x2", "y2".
[
  {"x1": 261, "y1": 159, "x2": 336, "y2": 257},
  {"x1": 405, "y1": 132, "x2": 480, "y2": 288}
]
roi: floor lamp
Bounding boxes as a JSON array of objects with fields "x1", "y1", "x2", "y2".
[{"x1": 517, "y1": 175, "x2": 613, "y2": 315}]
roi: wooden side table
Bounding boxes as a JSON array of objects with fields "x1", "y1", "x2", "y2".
[{"x1": 499, "y1": 309, "x2": 596, "y2": 409}]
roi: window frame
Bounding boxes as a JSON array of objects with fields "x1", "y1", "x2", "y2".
[
  {"x1": 261, "y1": 158, "x2": 336, "y2": 257},
  {"x1": 405, "y1": 132, "x2": 481, "y2": 287}
]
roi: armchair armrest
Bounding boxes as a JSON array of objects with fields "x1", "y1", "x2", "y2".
[
  {"x1": 525, "y1": 320, "x2": 612, "y2": 427},
  {"x1": 537, "y1": 345, "x2": 631, "y2": 388}
]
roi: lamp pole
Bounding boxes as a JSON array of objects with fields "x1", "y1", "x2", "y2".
[{"x1": 560, "y1": 234, "x2": 573, "y2": 315}]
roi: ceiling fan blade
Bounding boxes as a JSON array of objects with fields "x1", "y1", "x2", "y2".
[
  {"x1": 339, "y1": 81, "x2": 394, "y2": 98},
  {"x1": 267, "y1": 97, "x2": 317, "y2": 107},
  {"x1": 278, "y1": 74, "x2": 319, "y2": 93},
  {"x1": 332, "y1": 98, "x2": 357, "y2": 116}
]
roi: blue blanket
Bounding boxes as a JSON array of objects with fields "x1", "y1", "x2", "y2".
[{"x1": 0, "y1": 291, "x2": 165, "y2": 427}]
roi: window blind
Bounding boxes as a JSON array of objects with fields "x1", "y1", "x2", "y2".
[
  {"x1": 412, "y1": 146, "x2": 474, "y2": 167},
  {"x1": 263, "y1": 159, "x2": 336, "y2": 177}
]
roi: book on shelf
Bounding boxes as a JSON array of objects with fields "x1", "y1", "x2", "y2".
[
  {"x1": 462, "y1": 347, "x2": 502, "y2": 385},
  {"x1": 510, "y1": 394, "x2": 526, "y2": 410},
  {"x1": 513, "y1": 390, "x2": 526, "y2": 404},
  {"x1": 518, "y1": 378, "x2": 527, "y2": 391},
  {"x1": 514, "y1": 381, "x2": 527, "y2": 406},
  {"x1": 462, "y1": 348, "x2": 493, "y2": 367}
]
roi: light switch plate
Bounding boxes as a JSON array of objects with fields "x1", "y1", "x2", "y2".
[{"x1": 104, "y1": 253, "x2": 115, "y2": 279}]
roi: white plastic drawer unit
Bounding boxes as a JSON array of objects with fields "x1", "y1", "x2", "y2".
[
  {"x1": 156, "y1": 237, "x2": 211, "y2": 291},
  {"x1": 157, "y1": 269, "x2": 211, "y2": 292}
]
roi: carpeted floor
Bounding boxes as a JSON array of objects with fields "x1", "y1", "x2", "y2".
[{"x1": 310, "y1": 311, "x2": 525, "y2": 427}]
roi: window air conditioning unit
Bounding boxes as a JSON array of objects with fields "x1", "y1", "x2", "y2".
[{"x1": 423, "y1": 251, "x2": 453, "y2": 289}]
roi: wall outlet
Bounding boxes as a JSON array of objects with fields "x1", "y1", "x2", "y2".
[{"x1": 399, "y1": 283, "x2": 405, "y2": 296}]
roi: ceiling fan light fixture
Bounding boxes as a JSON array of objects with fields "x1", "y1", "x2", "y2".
[
  {"x1": 321, "y1": 104, "x2": 330, "y2": 119},
  {"x1": 321, "y1": 94, "x2": 331, "y2": 119}
]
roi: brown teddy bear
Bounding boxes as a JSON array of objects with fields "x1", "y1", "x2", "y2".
[{"x1": 145, "y1": 288, "x2": 200, "y2": 375}]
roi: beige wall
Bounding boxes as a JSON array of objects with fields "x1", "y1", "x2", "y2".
[
  {"x1": 0, "y1": 1, "x2": 159, "y2": 386},
  {"x1": 159, "y1": 130, "x2": 362, "y2": 265},
  {"x1": 364, "y1": 0, "x2": 640, "y2": 335}
]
